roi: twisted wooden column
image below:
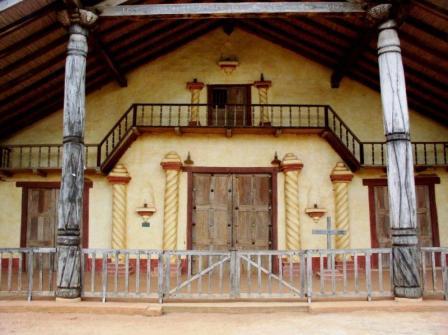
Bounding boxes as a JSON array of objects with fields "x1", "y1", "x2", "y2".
[
  {"x1": 281, "y1": 153, "x2": 303, "y2": 250},
  {"x1": 161, "y1": 152, "x2": 182, "y2": 250},
  {"x1": 254, "y1": 78, "x2": 272, "y2": 126},
  {"x1": 187, "y1": 80, "x2": 204, "y2": 126},
  {"x1": 330, "y1": 162, "x2": 353, "y2": 261},
  {"x1": 56, "y1": 9, "x2": 97, "y2": 300},
  {"x1": 107, "y1": 164, "x2": 131, "y2": 253},
  {"x1": 371, "y1": 4, "x2": 421, "y2": 298}
]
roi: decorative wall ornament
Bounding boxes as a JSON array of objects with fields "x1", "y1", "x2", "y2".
[
  {"x1": 161, "y1": 152, "x2": 183, "y2": 251},
  {"x1": 281, "y1": 153, "x2": 304, "y2": 250},
  {"x1": 184, "y1": 152, "x2": 194, "y2": 165},
  {"x1": 186, "y1": 79, "x2": 205, "y2": 126},
  {"x1": 136, "y1": 202, "x2": 156, "y2": 228},
  {"x1": 305, "y1": 205, "x2": 327, "y2": 223},
  {"x1": 218, "y1": 57, "x2": 239, "y2": 75}
]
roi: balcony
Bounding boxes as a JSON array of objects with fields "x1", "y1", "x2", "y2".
[{"x1": 0, "y1": 104, "x2": 447, "y2": 176}]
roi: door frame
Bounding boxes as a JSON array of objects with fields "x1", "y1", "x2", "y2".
[
  {"x1": 17, "y1": 180, "x2": 93, "y2": 248},
  {"x1": 185, "y1": 166, "x2": 278, "y2": 251},
  {"x1": 207, "y1": 84, "x2": 252, "y2": 126},
  {"x1": 363, "y1": 175, "x2": 440, "y2": 248}
]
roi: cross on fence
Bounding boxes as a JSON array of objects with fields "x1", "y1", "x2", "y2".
[{"x1": 312, "y1": 216, "x2": 346, "y2": 270}]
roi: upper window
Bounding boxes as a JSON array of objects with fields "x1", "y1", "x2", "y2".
[{"x1": 207, "y1": 85, "x2": 251, "y2": 126}]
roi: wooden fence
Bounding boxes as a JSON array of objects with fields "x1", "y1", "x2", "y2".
[{"x1": 0, "y1": 247, "x2": 446, "y2": 302}]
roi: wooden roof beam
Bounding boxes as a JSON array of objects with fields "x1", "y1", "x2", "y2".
[
  {"x1": 331, "y1": 27, "x2": 375, "y2": 88},
  {"x1": 98, "y1": 2, "x2": 365, "y2": 19},
  {"x1": 91, "y1": 32, "x2": 127, "y2": 87}
]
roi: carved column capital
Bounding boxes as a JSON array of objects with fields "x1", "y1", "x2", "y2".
[
  {"x1": 107, "y1": 164, "x2": 131, "y2": 184},
  {"x1": 330, "y1": 162, "x2": 354, "y2": 183},
  {"x1": 281, "y1": 153, "x2": 303, "y2": 172},
  {"x1": 253, "y1": 80, "x2": 272, "y2": 90},
  {"x1": 366, "y1": 3, "x2": 393, "y2": 25},
  {"x1": 161, "y1": 152, "x2": 183, "y2": 171},
  {"x1": 187, "y1": 81, "x2": 205, "y2": 91},
  {"x1": 57, "y1": 9, "x2": 98, "y2": 29}
]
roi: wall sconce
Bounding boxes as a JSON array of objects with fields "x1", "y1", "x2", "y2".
[
  {"x1": 218, "y1": 56, "x2": 239, "y2": 75},
  {"x1": 305, "y1": 204, "x2": 327, "y2": 223},
  {"x1": 136, "y1": 202, "x2": 156, "y2": 227}
]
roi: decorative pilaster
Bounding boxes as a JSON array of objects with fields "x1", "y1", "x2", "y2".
[
  {"x1": 371, "y1": 4, "x2": 422, "y2": 298},
  {"x1": 107, "y1": 164, "x2": 131, "y2": 253},
  {"x1": 281, "y1": 153, "x2": 303, "y2": 250},
  {"x1": 161, "y1": 152, "x2": 183, "y2": 250},
  {"x1": 330, "y1": 162, "x2": 353, "y2": 261},
  {"x1": 187, "y1": 80, "x2": 205, "y2": 126},
  {"x1": 56, "y1": 8, "x2": 98, "y2": 299},
  {"x1": 254, "y1": 76, "x2": 272, "y2": 126}
]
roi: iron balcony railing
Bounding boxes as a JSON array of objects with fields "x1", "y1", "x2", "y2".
[
  {"x1": 1, "y1": 104, "x2": 446, "y2": 172},
  {"x1": 1, "y1": 247, "x2": 446, "y2": 302}
]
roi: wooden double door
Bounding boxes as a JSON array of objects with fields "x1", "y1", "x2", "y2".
[{"x1": 191, "y1": 173, "x2": 272, "y2": 251}]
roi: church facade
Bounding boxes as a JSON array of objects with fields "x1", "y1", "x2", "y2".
[
  {"x1": 0, "y1": 0, "x2": 447, "y2": 302},
  {"x1": 1, "y1": 27, "x2": 446, "y2": 255}
]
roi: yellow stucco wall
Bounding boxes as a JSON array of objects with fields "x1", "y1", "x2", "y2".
[{"x1": 1, "y1": 28, "x2": 447, "y2": 250}]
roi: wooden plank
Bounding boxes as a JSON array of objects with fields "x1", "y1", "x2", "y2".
[{"x1": 99, "y1": 2, "x2": 365, "y2": 19}]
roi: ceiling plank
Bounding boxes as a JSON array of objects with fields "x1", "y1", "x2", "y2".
[
  {"x1": 0, "y1": 2, "x2": 60, "y2": 38},
  {"x1": 99, "y1": 2, "x2": 365, "y2": 19},
  {"x1": 0, "y1": 0, "x2": 24, "y2": 12}
]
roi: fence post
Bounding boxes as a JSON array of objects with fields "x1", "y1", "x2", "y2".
[
  {"x1": 27, "y1": 250, "x2": 34, "y2": 302},
  {"x1": 442, "y1": 251, "x2": 447, "y2": 301},
  {"x1": 366, "y1": 252, "x2": 372, "y2": 301},
  {"x1": 324, "y1": 106, "x2": 329, "y2": 128},
  {"x1": 230, "y1": 250, "x2": 239, "y2": 298},
  {"x1": 132, "y1": 104, "x2": 137, "y2": 127},
  {"x1": 306, "y1": 250, "x2": 312, "y2": 303},
  {"x1": 158, "y1": 252, "x2": 166, "y2": 303}
]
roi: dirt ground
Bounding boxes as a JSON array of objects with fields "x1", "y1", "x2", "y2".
[{"x1": 1, "y1": 311, "x2": 447, "y2": 335}]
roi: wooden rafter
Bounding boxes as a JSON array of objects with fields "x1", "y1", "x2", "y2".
[
  {"x1": 331, "y1": 27, "x2": 375, "y2": 88},
  {"x1": 91, "y1": 32, "x2": 127, "y2": 87},
  {"x1": 99, "y1": 2, "x2": 365, "y2": 19}
]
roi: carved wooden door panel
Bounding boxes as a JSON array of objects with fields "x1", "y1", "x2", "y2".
[
  {"x1": 26, "y1": 188, "x2": 59, "y2": 269},
  {"x1": 415, "y1": 185, "x2": 433, "y2": 249},
  {"x1": 192, "y1": 174, "x2": 232, "y2": 251},
  {"x1": 374, "y1": 186, "x2": 391, "y2": 249},
  {"x1": 374, "y1": 184, "x2": 435, "y2": 265},
  {"x1": 27, "y1": 189, "x2": 59, "y2": 248},
  {"x1": 192, "y1": 173, "x2": 272, "y2": 252},
  {"x1": 232, "y1": 174, "x2": 271, "y2": 251}
]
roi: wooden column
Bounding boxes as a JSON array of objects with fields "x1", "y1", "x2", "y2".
[
  {"x1": 371, "y1": 4, "x2": 422, "y2": 299},
  {"x1": 281, "y1": 153, "x2": 303, "y2": 250},
  {"x1": 56, "y1": 9, "x2": 97, "y2": 299}
]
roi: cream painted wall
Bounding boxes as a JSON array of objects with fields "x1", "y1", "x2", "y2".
[{"x1": 1, "y1": 28, "x2": 447, "y2": 250}]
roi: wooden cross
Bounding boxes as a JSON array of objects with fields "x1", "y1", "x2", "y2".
[{"x1": 312, "y1": 217, "x2": 346, "y2": 269}]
